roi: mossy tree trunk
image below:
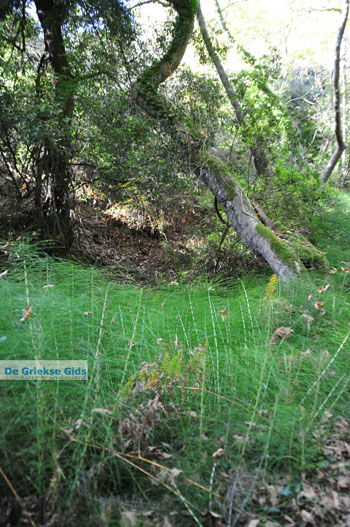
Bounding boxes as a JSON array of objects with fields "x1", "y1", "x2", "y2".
[{"x1": 131, "y1": 0, "x2": 326, "y2": 280}]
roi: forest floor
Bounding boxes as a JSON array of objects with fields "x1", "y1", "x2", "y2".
[
  {"x1": 0, "y1": 194, "x2": 350, "y2": 526},
  {"x1": 70, "y1": 197, "x2": 265, "y2": 283}
]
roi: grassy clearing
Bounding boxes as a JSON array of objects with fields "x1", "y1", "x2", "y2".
[{"x1": 0, "y1": 195, "x2": 350, "y2": 525}]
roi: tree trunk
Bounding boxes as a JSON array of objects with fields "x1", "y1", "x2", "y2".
[
  {"x1": 131, "y1": 0, "x2": 327, "y2": 280},
  {"x1": 34, "y1": 0, "x2": 74, "y2": 250},
  {"x1": 321, "y1": 0, "x2": 349, "y2": 184},
  {"x1": 197, "y1": 2, "x2": 272, "y2": 178}
]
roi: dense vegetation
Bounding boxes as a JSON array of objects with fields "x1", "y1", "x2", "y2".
[{"x1": 1, "y1": 1, "x2": 350, "y2": 525}]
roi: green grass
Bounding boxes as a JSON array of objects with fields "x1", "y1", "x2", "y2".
[{"x1": 0, "y1": 194, "x2": 350, "y2": 525}]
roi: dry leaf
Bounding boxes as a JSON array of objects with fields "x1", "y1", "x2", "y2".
[
  {"x1": 317, "y1": 309, "x2": 327, "y2": 317},
  {"x1": 157, "y1": 451, "x2": 172, "y2": 460},
  {"x1": 73, "y1": 418, "x2": 85, "y2": 429},
  {"x1": 91, "y1": 408, "x2": 112, "y2": 415},
  {"x1": 42, "y1": 284, "x2": 55, "y2": 289},
  {"x1": 160, "y1": 518, "x2": 173, "y2": 527},
  {"x1": 267, "y1": 484, "x2": 279, "y2": 506},
  {"x1": 337, "y1": 476, "x2": 350, "y2": 489},
  {"x1": 147, "y1": 447, "x2": 172, "y2": 460},
  {"x1": 20, "y1": 305, "x2": 32, "y2": 322},
  {"x1": 212, "y1": 448, "x2": 225, "y2": 458},
  {"x1": 300, "y1": 510, "x2": 314, "y2": 523},
  {"x1": 341, "y1": 267, "x2": 350, "y2": 272},
  {"x1": 169, "y1": 468, "x2": 182, "y2": 478},
  {"x1": 269, "y1": 327, "x2": 294, "y2": 346},
  {"x1": 321, "y1": 410, "x2": 333, "y2": 423},
  {"x1": 314, "y1": 301, "x2": 325, "y2": 310},
  {"x1": 317, "y1": 284, "x2": 330, "y2": 293},
  {"x1": 0, "y1": 270, "x2": 8, "y2": 278},
  {"x1": 300, "y1": 349, "x2": 313, "y2": 358},
  {"x1": 141, "y1": 511, "x2": 154, "y2": 517},
  {"x1": 329, "y1": 267, "x2": 337, "y2": 274},
  {"x1": 120, "y1": 511, "x2": 139, "y2": 526},
  {"x1": 218, "y1": 307, "x2": 228, "y2": 320},
  {"x1": 83, "y1": 311, "x2": 92, "y2": 316},
  {"x1": 247, "y1": 520, "x2": 260, "y2": 527},
  {"x1": 300, "y1": 484, "x2": 317, "y2": 500},
  {"x1": 301, "y1": 313, "x2": 314, "y2": 329}
]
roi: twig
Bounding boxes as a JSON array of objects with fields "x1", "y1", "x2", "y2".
[{"x1": 0, "y1": 466, "x2": 36, "y2": 527}]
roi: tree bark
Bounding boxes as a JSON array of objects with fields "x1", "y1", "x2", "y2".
[
  {"x1": 34, "y1": 0, "x2": 74, "y2": 250},
  {"x1": 197, "y1": 2, "x2": 271, "y2": 178},
  {"x1": 131, "y1": 0, "x2": 327, "y2": 279},
  {"x1": 321, "y1": 0, "x2": 349, "y2": 184}
]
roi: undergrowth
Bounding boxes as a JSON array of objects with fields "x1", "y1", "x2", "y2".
[{"x1": 0, "y1": 193, "x2": 349, "y2": 526}]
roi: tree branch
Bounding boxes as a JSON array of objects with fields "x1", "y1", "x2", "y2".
[{"x1": 321, "y1": 0, "x2": 349, "y2": 183}]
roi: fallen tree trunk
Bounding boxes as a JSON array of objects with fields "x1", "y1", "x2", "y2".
[{"x1": 131, "y1": 0, "x2": 327, "y2": 280}]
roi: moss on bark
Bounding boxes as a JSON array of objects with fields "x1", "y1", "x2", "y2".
[
  {"x1": 256, "y1": 224, "x2": 302, "y2": 271},
  {"x1": 289, "y1": 234, "x2": 329, "y2": 269},
  {"x1": 256, "y1": 224, "x2": 328, "y2": 271},
  {"x1": 196, "y1": 151, "x2": 237, "y2": 198}
]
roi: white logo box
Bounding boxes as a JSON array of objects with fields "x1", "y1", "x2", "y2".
[{"x1": 0, "y1": 360, "x2": 88, "y2": 380}]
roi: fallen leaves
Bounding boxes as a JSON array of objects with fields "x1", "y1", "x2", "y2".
[
  {"x1": 42, "y1": 284, "x2": 55, "y2": 290},
  {"x1": 301, "y1": 313, "x2": 314, "y2": 330},
  {"x1": 91, "y1": 408, "x2": 112, "y2": 416},
  {"x1": 314, "y1": 301, "x2": 327, "y2": 317},
  {"x1": 269, "y1": 327, "x2": 294, "y2": 346},
  {"x1": 20, "y1": 305, "x2": 32, "y2": 322},
  {"x1": 247, "y1": 520, "x2": 260, "y2": 527},
  {"x1": 244, "y1": 416, "x2": 350, "y2": 526},
  {"x1": 316, "y1": 284, "x2": 330, "y2": 293},
  {"x1": 212, "y1": 448, "x2": 225, "y2": 459},
  {"x1": 147, "y1": 446, "x2": 172, "y2": 460},
  {"x1": 218, "y1": 306, "x2": 228, "y2": 321}
]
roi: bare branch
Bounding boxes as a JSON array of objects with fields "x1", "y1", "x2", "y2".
[{"x1": 321, "y1": 0, "x2": 349, "y2": 183}]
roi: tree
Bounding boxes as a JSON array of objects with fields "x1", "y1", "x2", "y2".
[
  {"x1": 34, "y1": 0, "x2": 75, "y2": 250},
  {"x1": 131, "y1": 0, "x2": 327, "y2": 280},
  {"x1": 0, "y1": 0, "x2": 133, "y2": 251},
  {"x1": 321, "y1": 0, "x2": 350, "y2": 184},
  {"x1": 197, "y1": 1, "x2": 272, "y2": 179}
]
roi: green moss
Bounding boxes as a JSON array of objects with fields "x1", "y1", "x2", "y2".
[
  {"x1": 172, "y1": 0, "x2": 198, "y2": 14},
  {"x1": 256, "y1": 224, "x2": 328, "y2": 271},
  {"x1": 289, "y1": 234, "x2": 329, "y2": 269},
  {"x1": 196, "y1": 151, "x2": 237, "y2": 199},
  {"x1": 256, "y1": 223, "x2": 301, "y2": 271},
  {"x1": 188, "y1": 0, "x2": 198, "y2": 14}
]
